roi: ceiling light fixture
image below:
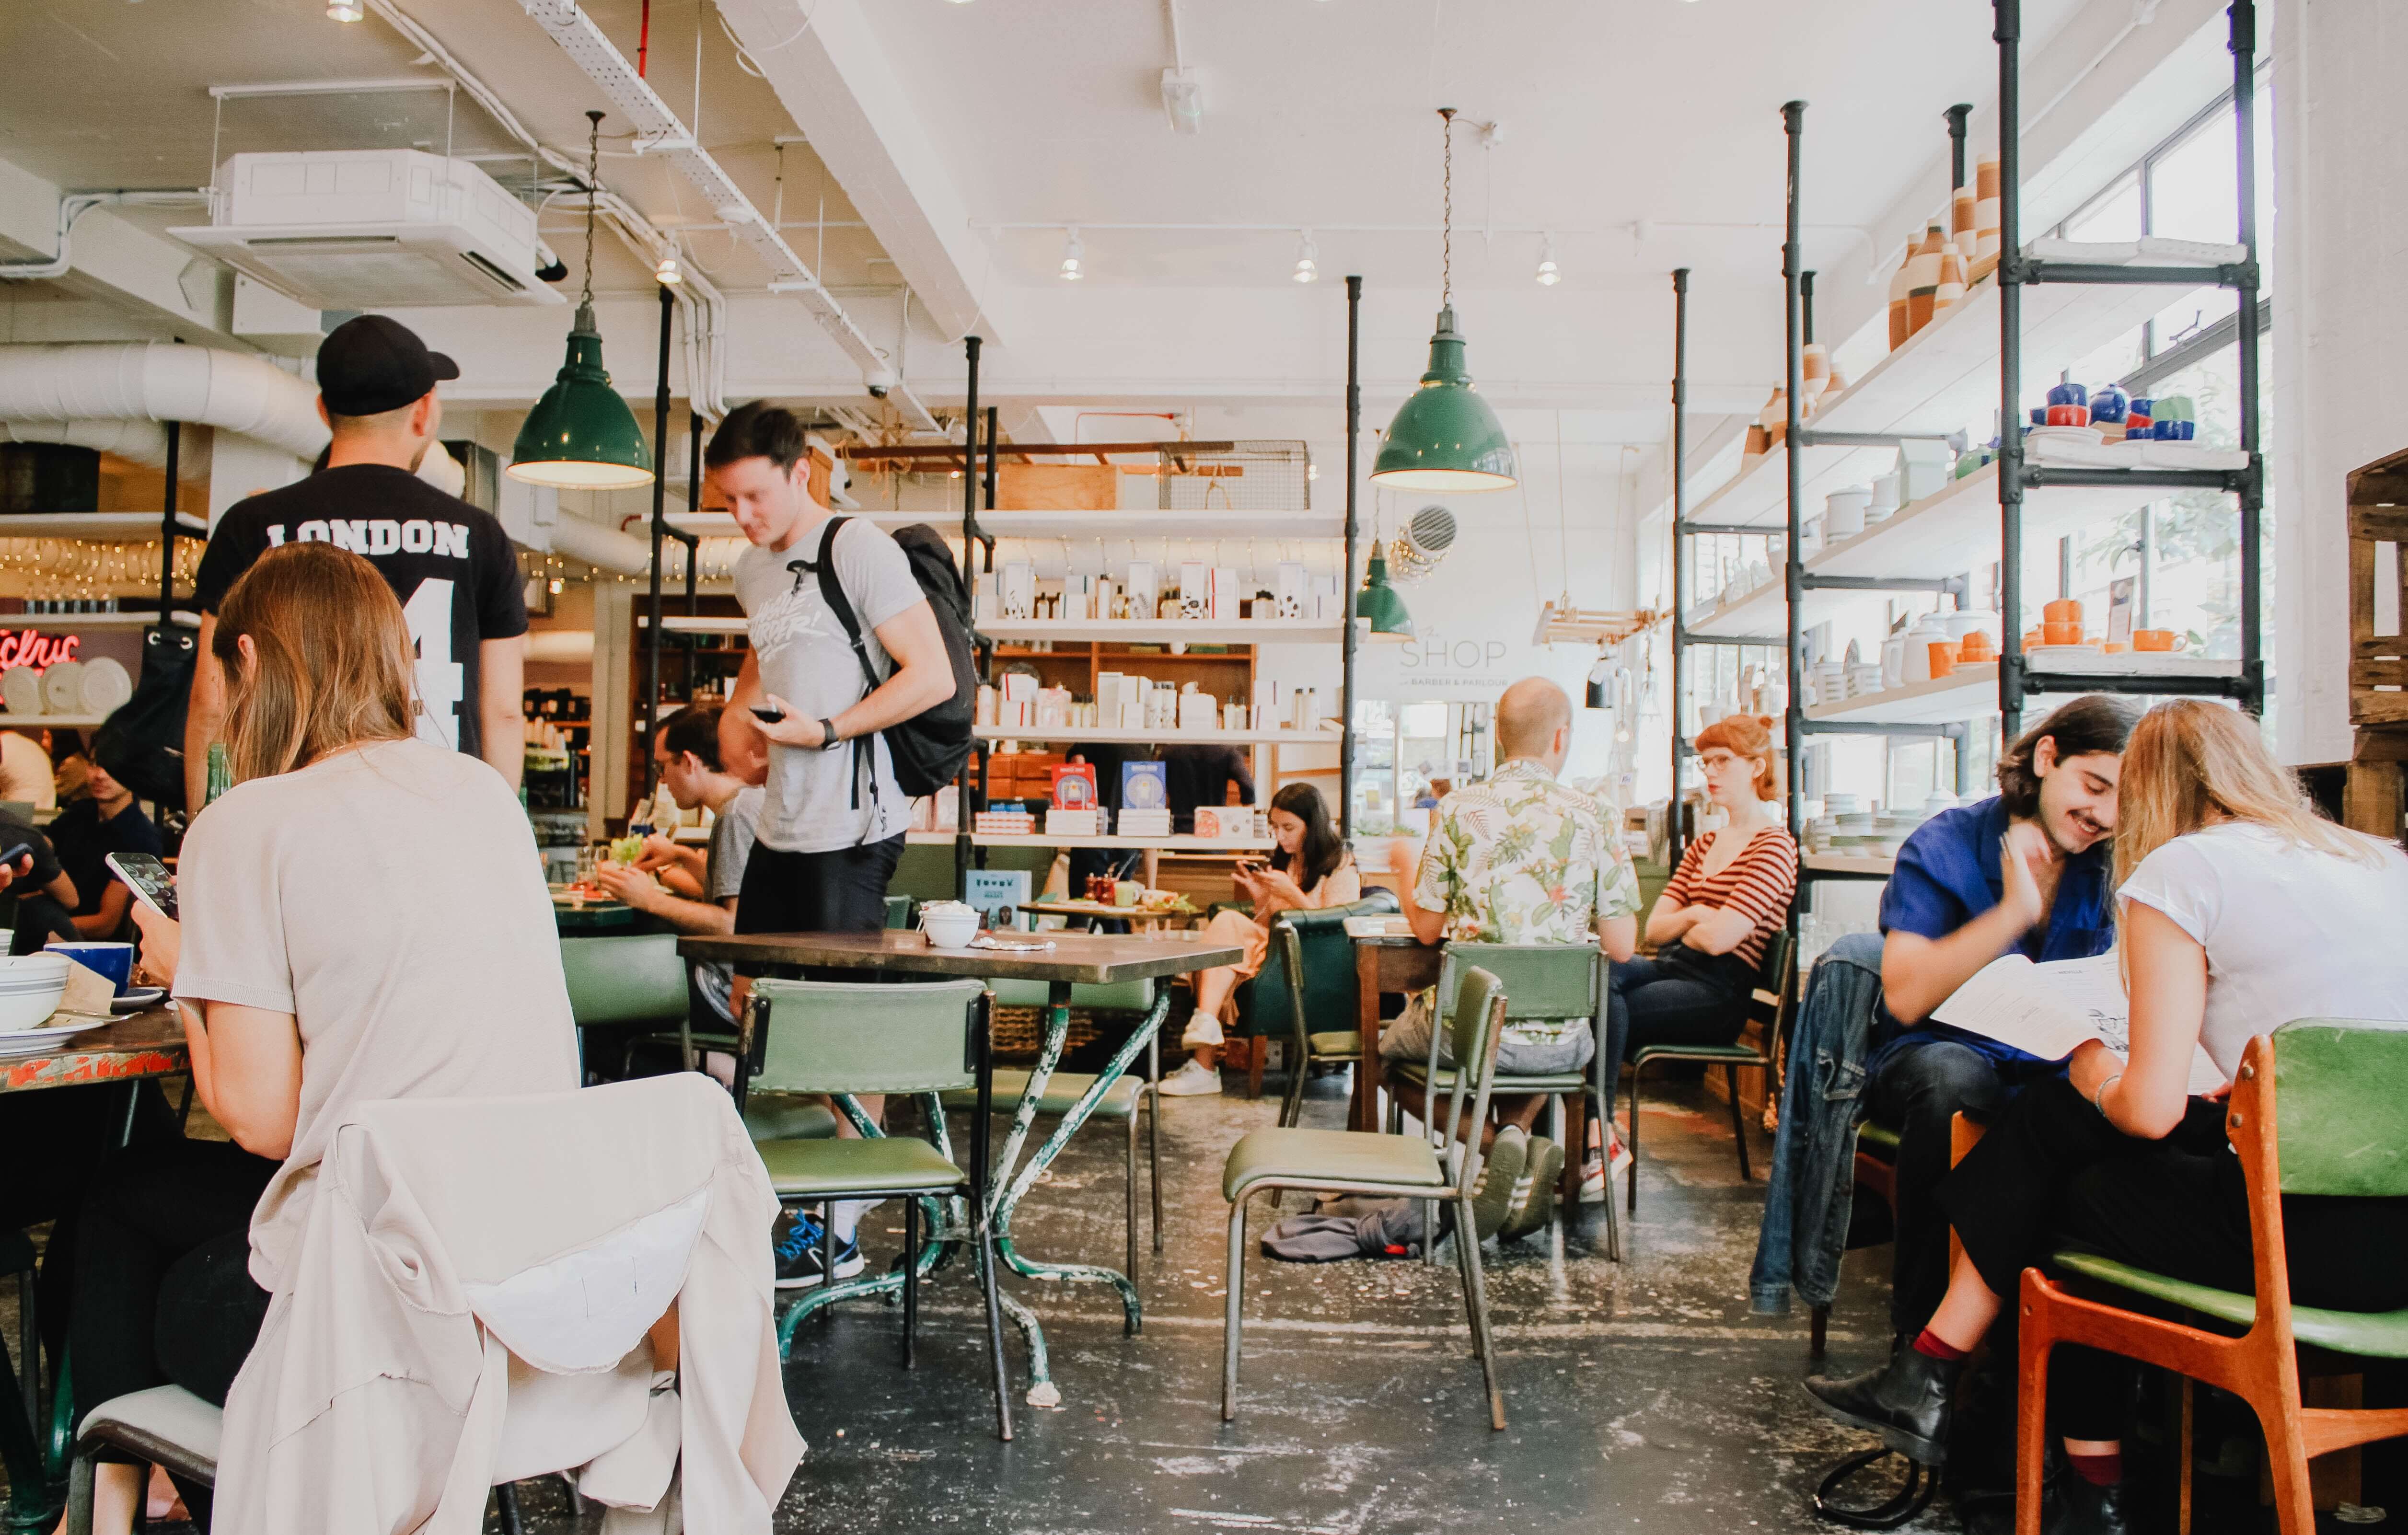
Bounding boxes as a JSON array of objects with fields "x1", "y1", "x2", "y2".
[
  {"x1": 1357, "y1": 508, "x2": 1414, "y2": 642},
  {"x1": 654, "y1": 237, "x2": 683, "y2": 287},
  {"x1": 1536, "y1": 233, "x2": 1560, "y2": 286},
  {"x1": 1058, "y1": 228, "x2": 1085, "y2": 281},
  {"x1": 326, "y1": 0, "x2": 365, "y2": 18},
  {"x1": 509, "y1": 111, "x2": 656, "y2": 491},
  {"x1": 1293, "y1": 231, "x2": 1319, "y2": 284},
  {"x1": 1372, "y1": 108, "x2": 1518, "y2": 493}
]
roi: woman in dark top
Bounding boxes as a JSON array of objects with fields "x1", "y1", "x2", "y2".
[{"x1": 46, "y1": 740, "x2": 162, "y2": 941}]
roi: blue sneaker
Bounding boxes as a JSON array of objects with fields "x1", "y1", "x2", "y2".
[{"x1": 774, "y1": 1211, "x2": 865, "y2": 1289}]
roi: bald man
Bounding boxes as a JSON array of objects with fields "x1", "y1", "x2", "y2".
[{"x1": 1387, "y1": 677, "x2": 1641, "y2": 1241}]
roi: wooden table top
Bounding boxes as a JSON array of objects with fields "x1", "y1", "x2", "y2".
[
  {"x1": 1343, "y1": 915, "x2": 1425, "y2": 946},
  {"x1": 0, "y1": 1007, "x2": 187, "y2": 1094},
  {"x1": 681, "y1": 928, "x2": 1244, "y2": 985}
]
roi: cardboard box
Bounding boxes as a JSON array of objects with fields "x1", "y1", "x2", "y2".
[{"x1": 996, "y1": 463, "x2": 1117, "y2": 510}]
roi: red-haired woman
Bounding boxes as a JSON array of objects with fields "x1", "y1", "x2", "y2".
[{"x1": 1604, "y1": 713, "x2": 1797, "y2": 1090}]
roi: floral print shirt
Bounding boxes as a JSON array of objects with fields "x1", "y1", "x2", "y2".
[{"x1": 1411, "y1": 760, "x2": 1641, "y2": 1040}]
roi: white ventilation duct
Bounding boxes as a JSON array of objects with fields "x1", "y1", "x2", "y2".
[
  {"x1": 0, "y1": 343, "x2": 327, "y2": 462},
  {"x1": 0, "y1": 417, "x2": 212, "y2": 476},
  {"x1": 546, "y1": 512, "x2": 653, "y2": 576}
]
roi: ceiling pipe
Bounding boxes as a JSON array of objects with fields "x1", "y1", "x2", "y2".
[
  {"x1": 0, "y1": 343, "x2": 326, "y2": 460},
  {"x1": 0, "y1": 192, "x2": 209, "y2": 282},
  {"x1": 514, "y1": 0, "x2": 935, "y2": 429},
  {"x1": 0, "y1": 418, "x2": 211, "y2": 475}
]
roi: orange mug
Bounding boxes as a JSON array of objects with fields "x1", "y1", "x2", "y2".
[
  {"x1": 1957, "y1": 630, "x2": 1996, "y2": 661},
  {"x1": 1926, "y1": 641, "x2": 1957, "y2": 678},
  {"x1": 2023, "y1": 627, "x2": 2045, "y2": 650},
  {"x1": 2044, "y1": 598, "x2": 2083, "y2": 625},
  {"x1": 2133, "y1": 628, "x2": 2188, "y2": 652},
  {"x1": 2042, "y1": 621, "x2": 2081, "y2": 646}
]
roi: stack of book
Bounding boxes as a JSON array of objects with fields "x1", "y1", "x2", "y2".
[{"x1": 974, "y1": 807, "x2": 1036, "y2": 836}]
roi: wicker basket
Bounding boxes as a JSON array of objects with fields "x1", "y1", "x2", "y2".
[{"x1": 990, "y1": 1004, "x2": 1107, "y2": 1059}]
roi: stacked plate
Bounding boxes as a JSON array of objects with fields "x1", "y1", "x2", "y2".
[{"x1": 0, "y1": 657, "x2": 133, "y2": 721}]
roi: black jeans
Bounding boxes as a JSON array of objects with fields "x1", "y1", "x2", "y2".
[
  {"x1": 732, "y1": 834, "x2": 905, "y2": 975},
  {"x1": 1865, "y1": 1039, "x2": 2056, "y2": 1338},
  {"x1": 0, "y1": 1082, "x2": 178, "y2": 1371},
  {"x1": 70, "y1": 1139, "x2": 278, "y2": 1428},
  {"x1": 1602, "y1": 943, "x2": 1754, "y2": 1112},
  {"x1": 1938, "y1": 1073, "x2": 2408, "y2": 1441}
]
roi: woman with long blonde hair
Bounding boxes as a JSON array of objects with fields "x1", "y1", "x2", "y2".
[
  {"x1": 60, "y1": 543, "x2": 577, "y2": 1535},
  {"x1": 1805, "y1": 700, "x2": 2408, "y2": 1530}
]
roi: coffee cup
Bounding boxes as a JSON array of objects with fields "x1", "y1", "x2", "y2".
[
  {"x1": 1924, "y1": 641, "x2": 1958, "y2": 680},
  {"x1": 2133, "y1": 629, "x2": 2188, "y2": 652},
  {"x1": 2045, "y1": 404, "x2": 2089, "y2": 427},
  {"x1": 2043, "y1": 599, "x2": 2083, "y2": 625},
  {"x1": 2042, "y1": 622, "x2": 2082, "y2": 646},
  {"x1": 918, "y1": 901, "x2": 981, "y2": 948},
  {"x1": 1957, "y1": 629, "x2": 1996, "y2": 662},
  {"x1": 45, "y1": 941, "x2": 133, "y2": 995}
]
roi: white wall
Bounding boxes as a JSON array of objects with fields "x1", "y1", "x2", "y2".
[{"x1": 2272, "y1": 0, "x2": 2407, "y2": 766}]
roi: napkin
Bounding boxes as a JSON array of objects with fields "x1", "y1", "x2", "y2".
[{"x1": 51, "y1": 959, "x2": 119, "y2": 1023}]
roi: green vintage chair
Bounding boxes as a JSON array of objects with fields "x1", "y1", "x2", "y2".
[
  {"x1": 942, "y1": 978, "x2": 1162, "y2": 1278},
  {"x1": 740, "y1": 977, "x2": 1015, "y2": 1440},
  {"x1": 1386, "y1": 941, "x2": 1621, "y2": 1258},
  {"x1": 1221, "y1": 966, "x2": 1510, "y2": 1430},
  {"x1": 1230, "y1": 889, "x2": 1401, "y2": 1105},
  {"x1": 1625, "y1": 926, "x2": 1797, "y2": 1209},
  {"x1": 2020, "y1": 1021, "x2": 2408, "y2": 1535}
]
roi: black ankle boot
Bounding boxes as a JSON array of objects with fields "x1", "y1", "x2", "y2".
[
  {"x1": 1803, "y1": 1343, "x2": 1963, "y2": 1464},
  {"x1": 2055, "y1": 1469, "x2": 2128, "y2": 1535}
]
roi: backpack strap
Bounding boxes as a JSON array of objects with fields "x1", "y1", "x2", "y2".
[{"x1": 799, "y1": 517, "x2": 878, "y2": 820}]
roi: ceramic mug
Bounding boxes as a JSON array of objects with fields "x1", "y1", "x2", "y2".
[
  {"x1": 2043, "y1": 621, "x2": 2082, "y2": 646},
  {"x1": 2043, "y1": 599, "x2": 2083, "y2": 625},
  {"x1": 1923, "y1": 641, "x2": 1958, "y2": 680},
  {"x1": 2047, "y1": 381, "x2": 2089, "y2": 408},
  {"x1": 2045, "y1": 404, "x2": 2089, "y2": 427},
  {"x1": 1824, "y1": 488, "x2": 1871, "y2": 539},
  {"x1": 2133, "y1": 629, "x2": 2189, "y2": 652},
  {"x1": 45, "y1": 941, "x2": 133, "y2": 995},
  {"x1": 1957, "y1": 629, "x2": 1997, "y2": 662},
  {"x1": 2091, "y1": 383, "x2": 2130, "y2": 425}
]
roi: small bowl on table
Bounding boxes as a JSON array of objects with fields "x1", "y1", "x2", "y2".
[{"x1": 0, "y1": 953, "x2": 72, "y2": 1034}]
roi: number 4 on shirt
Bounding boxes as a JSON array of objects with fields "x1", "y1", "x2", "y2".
[{"x1": 402, "y1": 579, "x2": 463, "y2": 750}]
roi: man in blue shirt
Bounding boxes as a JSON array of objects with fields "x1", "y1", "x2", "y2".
[{"x1": 1861, "y1": 694, "x2": 2137, "y2": 1341}]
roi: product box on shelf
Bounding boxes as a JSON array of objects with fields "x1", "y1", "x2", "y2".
[
  {"x1": 1121, "y1": 760, "x2": 1168, "y2": 811},
  {"x1": 1276, "y1": 561, "x2": 1308, "y2": 620},
  {"x1": 964, "y1": 868, "x2": 1030, "y2": 921},
  {"x1": 1049, "y1": 762, "x2": 1098, "y2": 810},
  {"x1": 1125, "y1": 562, "x2": 1158, "y2": 620},
  {"x1": 999, "y1": 561, "x2": 1035, "y2": 621},
  {"x1": 1178, "y1": 688, "x2": 1216, "y2": 732}
]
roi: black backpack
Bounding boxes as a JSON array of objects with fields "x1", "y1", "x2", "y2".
[
  {"x1": 809, "y1": 517, "x2": 977, "y2": 802},
  {"x1": 92, "y1": 623, "x2": 198, "y2": 813}
]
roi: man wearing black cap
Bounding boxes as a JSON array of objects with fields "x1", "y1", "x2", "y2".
[{"x1": 184, "y1": 315, "x2": 529, "y2": 808}]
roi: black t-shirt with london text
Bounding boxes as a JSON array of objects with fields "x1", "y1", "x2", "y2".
[{"x1": 193, "y1": 465, "x2": 528, "y2": 761}]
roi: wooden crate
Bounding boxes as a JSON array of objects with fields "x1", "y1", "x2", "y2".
[
  {"x1": 997, "y1": 463, "x2": 1117, "y2": 510},
  {"x1": 2345, "y1": 447, "x2": 2408, "y2": 840}
]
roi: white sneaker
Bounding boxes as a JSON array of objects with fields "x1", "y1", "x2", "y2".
[
  {"x1": 1607, "y1": 1125, "x2": 1634, "y2": 1179},
  {"x1": 1156, "y1": 1058, "x2": 1224, "y2": 1096}
]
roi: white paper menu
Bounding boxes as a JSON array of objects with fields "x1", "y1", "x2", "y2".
[{"x1": 1932, "y1": 951, "x2": 2227, "y2": 1096}]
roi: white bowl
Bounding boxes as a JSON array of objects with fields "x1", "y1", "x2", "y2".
[{"x1": 0, "y1": 953, "x2": 72, "y2": 1033}]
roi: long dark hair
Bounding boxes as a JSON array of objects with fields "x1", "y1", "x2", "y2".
[
  {"x1": 1996, "y1": 694, "x2": 2139, "y2": 818},
  {"x1": 1268, "y1": 782, "x2": 1345, "y2": 892}
]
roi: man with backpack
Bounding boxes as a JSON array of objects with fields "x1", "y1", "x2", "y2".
[
  {"x1": 709, "y1": 402, "x2": 963, "y2": 935},
  {"x1": 707, "y1": 399, "x2": 970, "y2": 1288}
]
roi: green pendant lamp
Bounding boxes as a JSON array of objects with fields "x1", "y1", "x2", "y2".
[
  {"x1": 1358, "y1": 540, "x2": 1414, "y2": 641},
  {"x1": 1372, "y1": 108, "x2": 1517, "y2": 493},
  {"x1": 509, "y1": 112, "x2": 655, "y2": 492}
]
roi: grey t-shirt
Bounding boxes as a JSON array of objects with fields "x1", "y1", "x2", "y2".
[
  {"x1": 695, "y1": 785, "x2": 764, "y2": 1025},
  {"x1": 733, "y1": 519, "x2": 927, "y2": 853}
]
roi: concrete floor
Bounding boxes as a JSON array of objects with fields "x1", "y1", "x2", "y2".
[{"x1": 4, "y1": 1072, "x2": 1945, "y2": 1535}]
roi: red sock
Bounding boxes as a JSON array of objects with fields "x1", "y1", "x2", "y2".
[
  {"x1": 2067, "y1": 1451, "x2": 2122, "y2": 1487},
  {"x1": 1911, "y1": 1329, "x2": 1968, "y2": 1362}
]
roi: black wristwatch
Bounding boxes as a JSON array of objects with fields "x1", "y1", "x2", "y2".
[{"x1": 816, "y1": 718, "x2": 845, "y2": 752}]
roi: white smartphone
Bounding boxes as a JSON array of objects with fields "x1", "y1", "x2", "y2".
[{"x1": 106, "y1": 852, "x2": 177, "y2": 921}]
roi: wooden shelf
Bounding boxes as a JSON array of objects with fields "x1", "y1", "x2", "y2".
[
  {"x1": 0, "y1": 611, "x2": 196, "y2": 630},
  {"x1": 664, "y1": 509, "x2": 1341, "y2": 541},
  {"x1": 905, "y1": 831, "x2": 1274, "y2": 851},
  {"x1": 975, "y1": 725, "x2": 1340, "y2": 747},
  {"x1": 1806, "y1": 665, "x2": 1999, "y2": 725},
  {"x1": 1804, "y1": 853, "x2": 1896, "y2": 877},
  {"x1": 0, "y1": 713, "x2": 117, "y2": 728},
  {"x1": 1689, "y1": 250, "x2": 2235, "y2": 532},
  {"x1": 981, "y1": 619, "x2": 1340, "y2": 645},
  {"x1": 0, "y1": 513, "x2": 207, "y2": 540}
]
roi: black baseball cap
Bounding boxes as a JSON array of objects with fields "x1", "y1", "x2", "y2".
[{"x1": 316, "y1": 315, "x2": 460, "y2": 417}]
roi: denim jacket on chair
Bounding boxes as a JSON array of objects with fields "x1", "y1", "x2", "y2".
[{"x1": 1747, "y1": 931, "x2": 1885, "y2": 1315}]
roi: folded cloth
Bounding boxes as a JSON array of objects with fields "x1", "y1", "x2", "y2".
[{"x1": 1259, "y1": 1201, "x2": 1427, "y2": 1262}]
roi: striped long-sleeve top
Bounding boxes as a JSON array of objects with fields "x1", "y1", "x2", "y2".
[{"x1": 1664, "y1": 825, "x2": 1799, "y2": 969}]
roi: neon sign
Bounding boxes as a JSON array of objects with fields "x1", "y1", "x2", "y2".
[{"x1": 0, "y1": 632, "x2": 81, "y2": 671}]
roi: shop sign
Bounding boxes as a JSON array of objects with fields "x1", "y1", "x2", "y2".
[
  {"x1": 0, "y1": 631, "x2": 80, "y2": 671},
  {"x1": 1378, "y1": 625, "x2": 1518, "y2": 699}
]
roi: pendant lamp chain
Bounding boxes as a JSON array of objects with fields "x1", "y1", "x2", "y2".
[
  {"x1": 1438, "y1": 107, "x2": 1455, "y2": 309},
  {"x1": 581, "y1": 110, "x2": 603, "y2": 309}
]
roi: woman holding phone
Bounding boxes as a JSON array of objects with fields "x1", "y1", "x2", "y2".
[
  {"x1": 60, "y1": 542, "x2": 578, "y2": 1535},
  {"x1": 1158, "y1": 782, "x2": 1359, "y2": 1096}
]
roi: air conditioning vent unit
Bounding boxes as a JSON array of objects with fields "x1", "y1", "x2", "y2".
[{"x1": 172, "y1": 150, "x2": 563, "y2": 309}]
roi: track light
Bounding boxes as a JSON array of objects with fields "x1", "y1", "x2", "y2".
[
  {"x1": 654, "y1": 240, "x2": 682, "y2": 287},
  {"x1": 1293, "y1": 232, "x2": 1319, "y2": 284},
  {"x1": 1536, "y1": 233, "x2": 1560, "y2": 286},
  {"x1": 1058, "y1": 229, "x2": 1084, "y2": 282},
  {"x1": 326, "y1": 0, "x2": 364, "y2": 17}
]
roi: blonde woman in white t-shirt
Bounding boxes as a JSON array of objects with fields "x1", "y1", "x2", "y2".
[
  {"x1": 60, "y1": 543, "x2": 578, "y2": 1535},
  {"x1": 1805, "y1": 700, "x2": 2408, "y2": 1526}
]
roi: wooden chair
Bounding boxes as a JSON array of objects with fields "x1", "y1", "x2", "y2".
[{"x1": 2017, "y1": 1023, "x2": 2408, "y2": 1535}]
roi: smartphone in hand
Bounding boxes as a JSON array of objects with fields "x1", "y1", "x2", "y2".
[
  {"x1": 107, "y1": 852, "x2": 177, "y2": 920},
  {"x1": 750, "y1": 705, "x2": 787, "y2": 724}
]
